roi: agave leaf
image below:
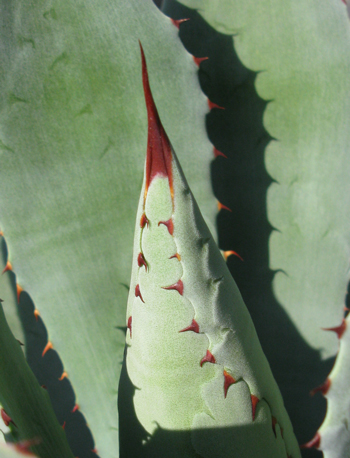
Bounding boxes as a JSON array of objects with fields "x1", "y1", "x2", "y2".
[
  {"x1": 309, "y1": 315, "x2": 350, "y2": 457},
  {"x1": 119, "y1": 43, "x2": 301, "y2": 458},
  {"x1": 0, "y1": 301, "x2": 74, "y2": 458},
  {"x1": 0, "y1": 1, "x2": 215, "y2": 456},
  {"x1": 176, "y1": 0, "x2": 350, "y2": 359}
]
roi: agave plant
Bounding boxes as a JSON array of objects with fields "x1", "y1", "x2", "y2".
[{"x1": 0, "y1": 0, "x2": 349, "y2": 457}]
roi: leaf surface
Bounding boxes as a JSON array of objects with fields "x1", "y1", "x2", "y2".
[
  {"x1": 177, "y1": 0, "x2": 350, "y2": 360},
  {"x1": 0, "y1": 1, "x2": 215, "y2": 456}
]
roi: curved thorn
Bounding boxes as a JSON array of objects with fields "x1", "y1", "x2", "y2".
[
  {"x1": 300, "y1": 432, "x2": 321, "y2": 449},
  {"x1": 42, "y1": 341, "x2": 53, "y2": 357},
  {"x1": 179, "y1": 319, "x2": 199, "y2": 333},
  {"x1": 162, "y1": 279, "x2": 183, "y2": 296}
]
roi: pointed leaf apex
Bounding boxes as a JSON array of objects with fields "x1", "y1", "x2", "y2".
[{"x1": 139, "y1": 41, "x2": 173, "y2": 203}]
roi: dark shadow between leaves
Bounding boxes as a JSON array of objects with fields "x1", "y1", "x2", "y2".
[
  {"x1": 160, "y1": 2, "x2": 335, "y2": 456},
  {"x1": 0, "y1": 238, "x2": 98, "y2": 458}
]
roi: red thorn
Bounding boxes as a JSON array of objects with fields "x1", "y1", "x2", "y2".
[
  {"x1": 223, "y1": 370, "x2": 236, "y2": 398},
  {"x1": 2, "y1": 260, "x2": 12, "y2": 274},
  {"x1": 310, "y1": 378, "x2": 331, "y2": 396},
  {"x1": 158, "y1": 218, "x2": 174, "y2": 235},
  {"x1": 208, "y1": 100, "x2": 225, "y2": 110},
  {"x1": 224, "y1": 250, "x2": 243, "y2": 261},
  {"x1": 139, "y1": 42, "x2": 174, "y2": 205},
  {"x1": 213, "y1": 147, "x2": 227, "y2": 159},
  {"x1": 272, "y1": 416, "x2": 277, "y2": 437},
  {"x1": 127, "y1": 316, "x2": 132, "y2": 338},
  {"x1": 1, "y1": 408, "x2": 16, "y2": 427},
  {"x1": 251, "y1": 395, "x2": 259, "y2": 421},
  {"x1": 137, "y1": 252, "x2": 148, "y2": 271},
  {"x1": 140, "y1": 213, "x2": 149, "y2": 229},
  {"x1": 16, "y1": 284, "x2": 23, "y2": 303},
  {"x1": 42, "y1": 341, "x2": 53, "y2": 357},
  {"x1": 200, "y1": 350, "x2": 216, "y2": 367},
  {"x1": 162, "y1": 279, "x2": 183, "y2": 296},
  {"x1": 169, "y1": 253, "x2": 181, "y2": 261},
  {"x1": 179, "y1": 318, "x2": 199, "y2": 333},
  {"x1": 72, "y1": 404, "x2": 79, "y2": 413},
  {"x1": 193, "y1": 56, "x2": 209, "y2": 66},
  {"x1": 91, "y1": 449, "x2": 98, "y2": 454},
  {"x1": 135, "y1": 284, "x2": 145, "y2": 303},
  {"x1": 0, "y1": 231, "x2": 3, "y2": 237},
  {"x1": 300, "y1": 432, "x2": 321, "y2": 449},
  {"x1": 218, "y1": 202, "x2": 232, "y2": 212},
  {"x1": 171, "y1": 18, "x2": 189, "y2": 28},
  {"x1": 322, "y1": 318, "x2": 347, "y2": 339},
  {"x1": 59, "y1": 371, "x2": 68, "y2": 381},
  {"x1": 34, "y1": 309, "x2": 40, "y2": 321},
  {"x1": 41, "y1": 385, "x2": 47, "y2": 390},
  {"x1": 62, "y1": 421, "x2": 66, "y2": 430}
]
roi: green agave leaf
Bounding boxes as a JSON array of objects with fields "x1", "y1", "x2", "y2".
[
  {"x1": 176, "y1": 0, "x2": 350, "y2": 360},
  {"x1": 0, "y1": 236, "x2": 24, "y2": 345},
  {"x1": 119, "y1": 43, "x2": 301, "y2": 458},
  {"x1": 0, "y1": 1, "x2": 215, "y2": 456},
  {"x1": 0, "y1": 301, "x2": 74, "y2": 458},
  {"x1": 307, "y1": 316, "x2": 350, "y2": 457}
]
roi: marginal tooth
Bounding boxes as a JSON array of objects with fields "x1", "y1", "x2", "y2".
[
  {"x1": 162, "y1": 279, "x2": 183, "y2": 296},
  {"x1": 59, "y1": 371, "x2": 68, "y2": 381},
  {"x1": 1, "y1": 408, "x2": 16, "y2": 427},
  {"x1": 2, "y1": 260, "x2": 12, "y2": 274},
  {"x1": 62, "y1": 421, "x2": 66, "y2": 430},
  {"x1": 223, "y1": 370, "x2": 236, "y2": 398},
  {"x1": 34, "y1": 309, "x2": 40, "y2": 321},
  {"x1": 322, "y1": 319, "x2": 347, "y2": 339},
  {"x1": 310, "y1": 378, "x2": 331, "y2": 396},
  {"x1": 200, "y1": 350, "x2": 216, "y2": 367},
  {"x1": 218, "y1": 202, "x2": 232, "y2": 212},
  {"x1": 137, "y1": 252, "x2": 148, "y2": 271},
  {"x1": 193, "y1": 56, "x2": 208, "y2": 66},
  {"x1": 171, "y1": 18, "x2": 189, "y2": 29},
  {"x1": 16, "y1": 284, "x2": 23, "y2": 303},
  {"x1": 224, "y1": 250, "x2": 243, "y2": 261},
  {"x1": 208, "y1": 100, "x2": 225, "y2": 110},
  {"x1": 158, "y1": 218, "x2": 174, "y2": 235},
  {"x1": 179, "y1": 318, "x2": 199, "y2": 333},
  {"x1": 127, "y1": 316, "x2": 132, "y2": 338},
  {"x1": 42, "y1": 341, "x2": 53, "y2": 357},
  {"x1": 169, "y1": 253, "x2": 181, "y2": 261},
  {"x1": 72, "y1": 404, "x2": 79, "y2": 413},
  {"x1": 251, "y1": 395, "x2": 260, "y2": 421},
  {"x1": 135, "y1": 284, "x2": 145, "y2": 303},
  {"x1": 300, "y1": 432, "x2": 321, "y2": 449},
  {"x1": 213, "y1": 147, "x2": 227, "y2": 159},
  {"x1": 140, "y1": 213, "x2": 149, "y2": 229},
  {"x1": 271, "y1": 416, "x2": 277, "y2": 437}
]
